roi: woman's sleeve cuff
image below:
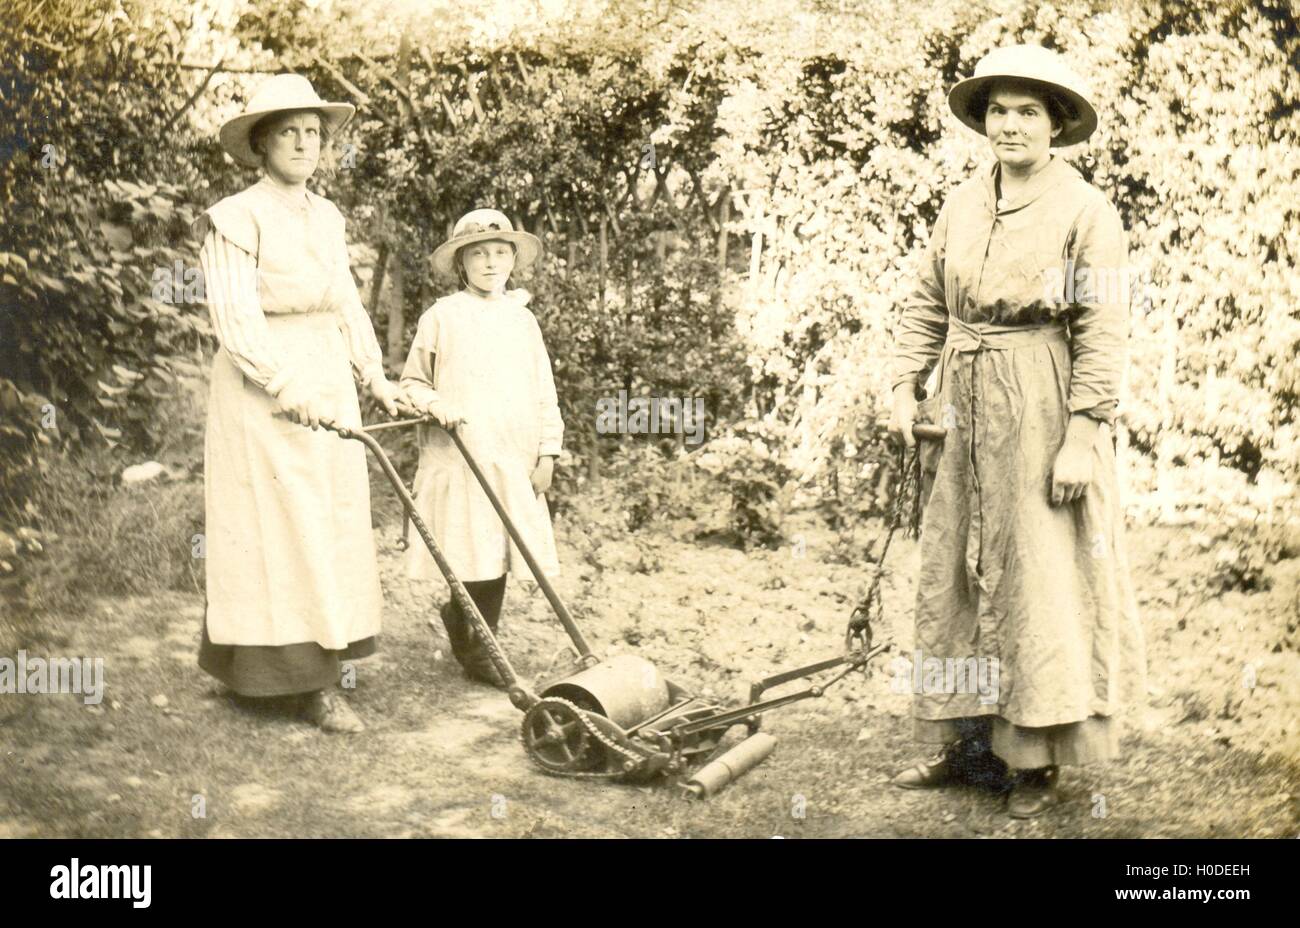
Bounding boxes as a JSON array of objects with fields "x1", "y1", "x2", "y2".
[
  {"x1": 360, "y1": 362, "x2": 387, "y2": 390},
  {"x1": 266, "y1": 368, "x2": 295, "y2": 397},
  {"x1": 1067, "y1": 396, "x2": 1117, "y2": 424}
]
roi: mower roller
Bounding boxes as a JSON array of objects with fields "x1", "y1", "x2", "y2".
[{"x1": 324, "y1": 413, "x2": 944, "y2": 796}]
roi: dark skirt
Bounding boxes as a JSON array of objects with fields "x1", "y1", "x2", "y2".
[{"x1": 198, "y1": 619, "x2": 377, "y2": 698}]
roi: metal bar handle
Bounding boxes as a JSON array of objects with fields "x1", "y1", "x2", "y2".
[
  {"x1": 377, "y1": 409, "x2": 597, "y2": 664},
  {"x1": 318, "y1": 417, "x2": 534, "y2": 709},
  {"x1": 442, "y1": 426, "x2": 597, "y2": 663}
]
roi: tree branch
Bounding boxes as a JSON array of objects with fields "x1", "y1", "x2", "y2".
[
  {"x1": 302, "y1": 53, "x2": 400, "y2": 132},
  {"x1": 540, "y1": 194, "x2": 560, "y2": 236},
  {"x1": 310, "y1": 52, "x2": 372, "y2": 106},
  {"x1": 163, "y1": 55, "x2": 225, "y2": 134},
  {"x1": 688, "y1": 167, "x2": 719, "y2": 234},
  {"x1": 459, "y1": 63, "x2": 486, "y2": 122},
  {"x1": 439, "y1": 91, "x2": 461, "y2": 130},
  {"x1": 27, "y1": 34, "x2": 68, "y2": 52},
  {"x1": 602, "y1": 197, "x2": 622, "y2": 237},
  {"x1": 166, "y1": 61, "x2": 280, "y2": 73},
  {"x1": 514, "y1": 51, "x2": 532, "y2": 90},
  {"x1": 355, "y1": 48, "x2": 438, "y2": 165}
]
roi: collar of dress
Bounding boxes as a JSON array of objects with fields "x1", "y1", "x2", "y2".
[
  {"x1": 254, "y1": 175, "x2": 314, "y2": 213},
  {"x1": 981, "y1": 155, "x2": 1079, "y2": 214},
  {"x1": 450, "y1": 287, "x2": 532, "y2": 308}
]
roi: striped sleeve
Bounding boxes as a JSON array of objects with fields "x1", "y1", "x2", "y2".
[
  {"x1": 331, "y1": 220, "x2": 387, "y2": 389},
  {"x1": 335, "y1": 249, "x2": 384, "y2": 387},
  {"x1": 197, "y1": 228, "x2": 293, "y2": 395}
]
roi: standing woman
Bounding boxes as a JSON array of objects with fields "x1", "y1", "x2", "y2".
[
  {"x1": 888, "y1": 45, "x2": 1146, "y2": 817},
  {"x1": 192, "y1": 74, "x2": 406, "y2": 732}
]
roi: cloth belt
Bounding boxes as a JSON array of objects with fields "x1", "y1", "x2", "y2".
[
  {"x1": 931, "y1": 316, "x2": 1068, "y2": 405},
  {"x1": 944, "y1": 316, "x2": 1068, "y2": 353}
]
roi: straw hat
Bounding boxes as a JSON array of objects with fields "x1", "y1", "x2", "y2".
[
  {"x1": 431, "y1": 209, "x2": 542, "y2": 279},
  {"x1": 947, "y1": 45, "x2": 1098, "y2": 147},
  {"x1": 218, "y1": 74, "x2": 355, "y2": 168}
]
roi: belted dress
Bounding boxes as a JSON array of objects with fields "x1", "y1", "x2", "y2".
[
  {"x1": 891, "y1": 156, "x2": 1147, "y2": 767},
  {"x1": 191, "y1": 177, "x2": 388, "y2": 697}
]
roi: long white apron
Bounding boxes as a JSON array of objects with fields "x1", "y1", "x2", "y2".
[{"x1": 201, "y1": 183, "x2": 383, "y2": 649}]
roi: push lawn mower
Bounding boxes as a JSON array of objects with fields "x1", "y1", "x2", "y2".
[{"x1": 325, "y1": 414, "x2": 944, "y2": 797}]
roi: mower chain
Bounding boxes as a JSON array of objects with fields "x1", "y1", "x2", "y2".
[{"x1": 520, "y1": 697, "x2": 650, "y2": 780}]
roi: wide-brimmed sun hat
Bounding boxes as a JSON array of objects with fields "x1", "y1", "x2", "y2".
[
  {"x1": 431, "y1": 209, "x2": 542, "y2": 279},
  {"x1": 218, "y1": 73, "x2": 356, "y2": 168},
  {"x1": 947, "y1": 44, "x2": 1098, "y2": 147}
]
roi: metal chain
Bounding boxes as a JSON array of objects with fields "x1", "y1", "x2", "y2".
[
  {"x1": 526, "y1": 446, "x2": 925, "y2": 779},
  {"x1": 520, "y1": 697, "x2": 650, "y2": 780},
  {"x1": 846, "y1": 442, "x2": 922, "y2": 646}
]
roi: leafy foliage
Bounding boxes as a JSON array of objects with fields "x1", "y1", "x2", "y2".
[
  {"x1": 2, "y1": 0, "x2": 1297, "y2": 555},
  {"x1": 1, "y1": 0, "x2": 221, "y2": 523},
  {"x1": 655, "y1": 0, "x2": 1300, "y2": 527}
]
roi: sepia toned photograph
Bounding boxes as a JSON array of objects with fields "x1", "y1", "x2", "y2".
[{"x1": 0, "y1": 0, "x2": 1296, "y2": 868}]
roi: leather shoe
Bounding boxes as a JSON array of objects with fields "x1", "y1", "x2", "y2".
[
  {"x1": 301, "y1": 690, "x2": 366, "y2": 734},
  {"x1": 891, "y1": 743, "x2": 960, "y2": 789},
  {"x1": 891, "y1": 737, "x2": 1010, "y2": 790},
  {"x1": 1007, "y1": 765, "x2": 1060, "y2": 818}
]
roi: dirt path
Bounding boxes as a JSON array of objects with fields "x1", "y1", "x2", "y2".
[{"x1": 2, "y1": 509, "x2": 1297, "y2": 838}]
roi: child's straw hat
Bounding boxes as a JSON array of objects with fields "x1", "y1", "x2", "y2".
[{"x1": 432, "y1": 209, "x2": 542, "y2": 278}]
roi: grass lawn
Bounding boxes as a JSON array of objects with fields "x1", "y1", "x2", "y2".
[{"x1": 2, "y1": 474, "x2": 1298, "y2": 838}]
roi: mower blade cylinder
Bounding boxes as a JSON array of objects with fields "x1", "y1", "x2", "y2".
[
  {"x1": 684, "y1": 733, "x2": 777, "y2": 798},
  {"x1": 540, "y1": 654, "x2": 671, "y2": 729}
]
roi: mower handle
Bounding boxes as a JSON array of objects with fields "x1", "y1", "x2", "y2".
[
  {"x1": 360, "y1": 417, "x2": 947, "y2": 442},
  {"x1": 367, "y1": 406, "x2": 599, "y2": 665},
  {"x1": 315, "y1": 414, "x2": 536, "y2": 709}
]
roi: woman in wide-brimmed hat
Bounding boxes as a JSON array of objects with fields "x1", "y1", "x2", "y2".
[
  {"x1": 191, "y1": 73, "x2": 407, "y2": 732},
  {"x1": 886, "y1": 44, "x2": 1146, "y2": 817},
  {"x1": 400, "y1": 209, "x2": 562, "y2": 687}
]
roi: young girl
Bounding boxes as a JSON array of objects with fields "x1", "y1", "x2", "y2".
[{"x1": 400, "y1": 208, "x2": 564, "y2": 687}]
